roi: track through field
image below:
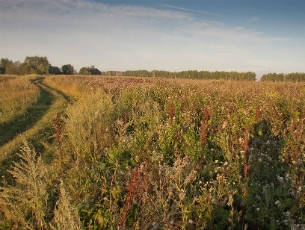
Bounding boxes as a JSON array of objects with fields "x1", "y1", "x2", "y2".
[{"x1": 0, "y1": 77, "x2": 71, "y2": 165}]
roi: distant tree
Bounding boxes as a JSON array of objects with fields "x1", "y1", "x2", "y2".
[
  {"x1": 79, "y1": 67, "x2": 91, "y2": 75},
  {"x1": 3, "y1": 60, "x2": 14, "y2": 74},
  {"x1": 0, "y1": 58, "x2": 11, "y2": 74},
  {"x1": 23, "y1": 56, "x2": 49, "y2": 75},
  {"x1": 88, "y1": 65, "x2": 101, "y2": 75},
  {"x1": 0, "y1": 59, "x2": 23, "y2": 75},
  {"x1": 62, "y1": 64, "x2": 75, "y2": 75},
  {"x1": 79, "y1": 66, "x2": 101, "y2": 75},
  {"x1": 20, "y1": 62, "x2": 35, "y2": 75},
  {"x1": 106, "y1": 71, "x2": 117, "y2": 76},
  {"x1": 49, "y1": 65, "x2": 62, "y2": 75}
]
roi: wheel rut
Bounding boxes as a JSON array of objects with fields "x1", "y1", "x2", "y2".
[
  {"x1": 0, "y1": 77, "x2": 71, "y2": 161},
  {"x1": 0, "y1": 80, "x2": 54, "y2": 146}
]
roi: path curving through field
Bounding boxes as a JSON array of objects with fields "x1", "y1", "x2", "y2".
[
  {"x1": 0, "y1": 79, "x2": 54, "y2": 146},
  {"x1": 0, "y1": 77, "x2": 71, "y2": 163}
]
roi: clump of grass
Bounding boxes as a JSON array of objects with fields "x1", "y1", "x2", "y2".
[
  {"x1": 0, "y1": 141, "x2": 49, "y2": 229},
  {"x1": 50, "y1": 180, "x2": 81, "y2": 230}
]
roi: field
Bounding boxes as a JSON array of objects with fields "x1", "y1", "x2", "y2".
[{"x1": 0, "y1": 75, "x2": 305, "y2": 229}]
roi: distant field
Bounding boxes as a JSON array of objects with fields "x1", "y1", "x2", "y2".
[{"x1": 0, "y1": 75, "x2": 304, "y2": 229}]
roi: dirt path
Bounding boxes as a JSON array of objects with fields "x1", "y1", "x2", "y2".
[
  {"x1": 0, "y1": 77, "x2": 71, "y2": 166},
  {"x1": 0, "y1": 79, "x2": 54, "y2": 146}
]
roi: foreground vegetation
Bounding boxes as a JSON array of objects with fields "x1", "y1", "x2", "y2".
[{"x1": 0, "y1": 76, "x2": 305, "y2": 229}]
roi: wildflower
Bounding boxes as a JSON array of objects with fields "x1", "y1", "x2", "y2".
[
  {"x1": 277, "y1": 176, "x2": 283, "y2": 183},
  {"x1": 258, "y1": 158, "x2": 262, "y2": 162},
  {"x1": 285, "y1": 211, "x2": 290, "y2": 217},
  {"x1": 282, "y1": 219, "x2": 289, "y2": 225},
  {"x1": 256, "y1": 208, "x2": 260, "y2": 211},
  {"x1": 215, "y1": 160, "x2": 219, "y2": 163},
  {"x1": 275, "y1": 200, "x2": 281, "y2": 207}
]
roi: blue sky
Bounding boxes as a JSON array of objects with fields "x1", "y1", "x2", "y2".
[{"x1": 1, "y1": 0, "x2": 304, "y2": 78}]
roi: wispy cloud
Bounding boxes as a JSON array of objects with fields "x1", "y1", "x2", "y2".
[
  {"x1": 162, "y1": 4, "x2": 223, "y2": 17},
  {"x1": 249, "y1": 17, "x2": 260, "y2": 22}
]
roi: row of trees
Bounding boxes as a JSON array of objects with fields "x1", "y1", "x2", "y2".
[
  {"x1": 0, "y1": 57, "x2": 79, "y2": 75},
  {"x1": 4, "y1": 56, "x2": 304, "y2": 82},
  {"x1": 120, "y1": 70, "x2": 257, "y2": 81},
  {"x1": 0, "y1": 56, "x2": 256, "y2": 80},
  {"x1": 261, "y1": 72, "x2": 305, "y2": 82}
]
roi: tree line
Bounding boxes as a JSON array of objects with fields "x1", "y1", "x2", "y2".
[
  {"x1": 0, "y1": 56, "x2": 257, "y2": 81},
  {"x1": 16, "y1": 55, "x2": 305, "y2": 82},
  {"x1": 120, "y1": 69, "x2": 256, "y2": 81},
  {"x1": 0, "y1": 56, "x2": 99, "y2": 76},
  {"x1": 261, "y1": 72, "x2": 305, "y2": 82}
]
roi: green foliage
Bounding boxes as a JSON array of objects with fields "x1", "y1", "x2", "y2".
[
  {"x1": 49, "y1": 66, "x2": 62, "y2": 75},
  {"x1": 61, "y1": 64, "x2": 75, "y2": 75},
  {"x1": 79, "y1": 66, "x2": 101, "y2": 75},
  {"x1": 23, "y1": 56, "x2": 50, "y2": 75}
]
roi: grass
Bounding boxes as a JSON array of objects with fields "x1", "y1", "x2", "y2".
[
  {"x1": 0, "y1": 76, "x2": 305, "y2": 229},
  {"x1": 0, "y1": 76, "x2": 40, "y2": 124},
  {"x1": 0, "y1": 79, "x2": 54, "y2": 146}
]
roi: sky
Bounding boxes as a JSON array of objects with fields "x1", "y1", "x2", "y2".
[{"x1": 1, "y1": 0, "x2": 305, "y2": 78}]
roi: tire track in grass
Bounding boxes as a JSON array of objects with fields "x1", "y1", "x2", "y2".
[
  {"x1": 0, "y1": 79, "x2": 54, "y2": 146},
  {"x1": 0, "y1": 77, "x2": 71, "y2": 170}
]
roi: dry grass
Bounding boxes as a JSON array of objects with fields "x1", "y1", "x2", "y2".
[{"x1": 0, "y1": 76, "x2": 39, "y2": 124}]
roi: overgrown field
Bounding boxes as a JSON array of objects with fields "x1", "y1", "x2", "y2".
[{"x1": 1, "y1": 76, "x2": 305, "y2": 229}]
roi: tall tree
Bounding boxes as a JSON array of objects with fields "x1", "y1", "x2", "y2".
[{"x1": 23, "y1": 56, "x2": 49, "y2": 75}]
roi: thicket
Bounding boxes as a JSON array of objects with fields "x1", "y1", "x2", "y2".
[{"x1": 0, "y1": 77, "x2": 305, "y2": 229}]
